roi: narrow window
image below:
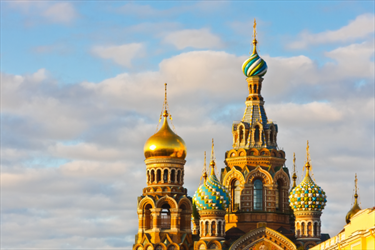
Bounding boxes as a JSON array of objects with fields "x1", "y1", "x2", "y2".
[
  {"x1": 171, "y1": 169, "x2": 175, "y2": 183},
  {"x1": 231, "y1": 179, "x2": 240, "y2": 211},
  {"x1": 255, "y1": 126, "x2": 260, "y2": 143},
  {"x1": 151, "y1": 170, "x2": 155, "y2": 183},
  {"x1": 253, "y1": 179, "x2": 263, "y2": 211},
  {"x1": 163, "y1": 169, "x2": 168, "y2": 182},
  {"x1": 156, "y1": 169, "x2": 161, "y2": 183}
]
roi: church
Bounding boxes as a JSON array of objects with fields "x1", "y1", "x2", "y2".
[{"x1": 131, "y1": 21, "x2": 366, "y2": 250}]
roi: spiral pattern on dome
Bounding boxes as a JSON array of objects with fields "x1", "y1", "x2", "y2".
[
  {"x1": 193, "y1": 168, "x2": 230, "y2": 211},
  {"x1": 242, "y1": 52, "x2": 268, "y2": 77},
  {"x1": 289, "y1": 168, "x2": 327, "y2": 212}
]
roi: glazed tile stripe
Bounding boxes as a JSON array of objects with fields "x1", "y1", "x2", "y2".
[{"x1": 242, "y1": 53, "x2": 268, "y2": 77}]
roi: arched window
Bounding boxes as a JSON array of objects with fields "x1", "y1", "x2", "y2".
[
  {"x1": 205, "y1": 221, "x2": 209, "y2": 236},
  {"x1": 253, "y1": 179, "x2": 263, "y2": 211},
  {"x1": 254, "y1": 126, "x2": 260, "y2": 143},
  {"x1": 307, "y1": 222, "x2": 312, "y2": 237},
  {"x1": 249, "y1": 85, "x2": 253, "y2": 93},
  {"x1": 163, "y1": 169, "x2": 168, "y2": 182},
  {"x1": 160, "y1": 203, "x2": 171, "y2": 229},
  {"x1": 180, "y1": 204, "x2": 187, "y2": 230},
  {"x1": 177, "y1": 170, "x2": 181, "y2": 184},
  {"x1": 301, "y1": 222, "x2": 305, "y2": 236},
  {"x1": 151, "y1": 170, "x2": 155, "y2": 183},
  {"x1": 201, "y1": 221, "x2": 204, "y2": 236},
  {"x1": 156, "y1": 169, "x2": 161, "y2": 183},
  {"x1": 314, "y1": 222, "x2": 318, "y2": 237},
  {"x1": 171, "y1": 169, "x2": 175, "y2": 183},
  {"x1": 144, "y1": 204, "x2": 153, "y2": 230},
  {"x1": 218, "y1": 221, "x2": 222, "y2": 236},
  {"x1": 239, "y1": 126, "x2": 244, "y2": 144},
  {"x1": 231, "y1": 179, "x2": 240, "y2": 211},
  {"x1": 254, "y1": 84, "x2": 257, "y2": 93},
  {"x1": 211, "y1": 221, "x2": 216, "y2": 236}
]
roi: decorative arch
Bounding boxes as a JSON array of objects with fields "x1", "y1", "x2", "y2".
[
  {"x1": 207, "y1": 240, "x2": 221, "y2": 249},
  {"x1": 138, "y1": 196, "x2": 155, "y2": 210},
  {"x1": 249, "y1": 148, "x2": 259, "y2": 156},
  {"x1": 227, "y1": 149, "x2": 237, "y2": 158},
  {"x1": 154, "y1": 244, "x2": 167, "y2": 250},
  {"x1": 270, "y1": 149, "x2": 278, "y2": 157},
  {"x1": 229, "y1": 227, "x2": 297, "y2": 250},
  {"x1": 195, "y1": 241, "x2": 207, "y2": 250},
  {"x1": 222, "y1": 167, "x2": 245, "y2": 188},
  {"x1": 156, "y1": 195, "x2": 178, "y2": 209},
  {"x1": 273, "y1": 167, "x2": 290, "y2": 190},
  {"x1": 166, "y1": 243, "x2": 179, "y2": 250},
  {"x1": 178, "y1": 197, "x2": 192, "y2": 211},
  {"x1": 259, "y1": 148, "x2": 270, "y2": 156},
  {"x1": 133, "y1": 243, "x2": 145, "y2": 250},
  {"x1": 246, "y1": 166, "x2": 273, "y2": 185},
  {"x1": 237, "y1": 148, "x2": 247, "y2": 157}
]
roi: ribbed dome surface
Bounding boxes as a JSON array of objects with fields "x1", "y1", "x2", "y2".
[
  {"x1": 193, "y1": 167, "x2": 230, "y2": 211},
  {"x1": 289, "y1": 163, "x2": 327, "y2": 212},
  {"x1": 242, "y1": 50, "x2": 268, "y2": 77}
]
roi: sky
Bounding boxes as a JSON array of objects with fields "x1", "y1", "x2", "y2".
[{"x1": 1, "y1": 1, "x2": 374, "y2": 249}]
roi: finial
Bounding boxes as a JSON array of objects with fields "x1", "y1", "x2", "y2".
[
  {"x1": 157, "y1": 83, "x2": 174, "y2": 131},
  {"x1": 201, "y1": 151, "x2": 208, "y2": 183},
  {"x1": 354, "y1": 173, "x2": 358, "y2": 199},
  {"x1": 252, "y1": 18, "x2": 258, "y2": 54},
  {"x1": 292, "y1": 152, "x2": 297, "y2": 188},
  {"x1": 210, "y1": 138, "x2": 216, "y2": 176}
]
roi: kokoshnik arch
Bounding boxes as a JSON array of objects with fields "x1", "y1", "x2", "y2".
[{"x1": 131, "y1": 20, "x2": 368, "y2": 250}]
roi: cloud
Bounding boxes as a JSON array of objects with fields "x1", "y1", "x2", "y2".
[
  {"x1": 9, "y1": 2, "x2": 78, "y2": 25},
  {"x1": 163, "y1": 29, "x2": 224, "y2": 49},
  {"x1": 289, "y1": 13, "x2": 374, "y2": 49},
  {"x1": 92, "y1": 43, "x2": 144, "y2": 67},
  {"x1": 2, "y1": 40, "x2": 374, "y2": 247}
]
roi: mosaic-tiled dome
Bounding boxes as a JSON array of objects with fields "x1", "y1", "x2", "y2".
[
  {"x1": 289, "y1": 163, "x2": 327, "y2": 212},
  {"x1": 242, "y1": 50, "x2": 268, "y2": 77},
  {"x1": 193, "y1": 163, "x2": 230, "y2": 211}
]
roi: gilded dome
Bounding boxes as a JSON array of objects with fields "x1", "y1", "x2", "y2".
[
  {"x1": 289, "y1": 162, "x2": 327, "y2": 212},
  {"x1": 144, "y1": 112, "x2": 187, "y2": 160},
  {"x1": 193, "y1": 162, "x2": 230, "y2": 211},
  {"x1": 345, "y1": 194, "x2": 361, "y2": 224}
]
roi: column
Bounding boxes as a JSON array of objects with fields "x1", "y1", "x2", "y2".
[
  {"x1": 215, "y1": 220, "x2": 218, "y2": 236},
  {"x1": 150, "y1": 208, "x2": 161, "y2": 232},
  {"x1": 168, "y1": 169, "x2": 171, "y2": 183},
  {"x1": 170, "y1": 208, "x2": 181, "y2": 233}
]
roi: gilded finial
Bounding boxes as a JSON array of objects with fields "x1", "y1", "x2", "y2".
[
  {"x1": 292, "y1": 152, "x2": 297, "y2": 188},
  {"x1": 201, "y1": 151, "x2": 208, "y2": 183},
  {"x1": 252, "y1": 18, "x2": 258, "y2": 54},
  {"x1": 157, "y1": 83, "x2": 174, "y2": 131},
  {"x1": 354, "y1": 173, "x2": 358, "y2": 198},
  {"x1": 210, "y1": 138, "x2": 216, "y2": 167}
]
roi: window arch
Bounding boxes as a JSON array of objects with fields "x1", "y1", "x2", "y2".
[
  {"x1": 163, "y1": 169, "x2": 168, "y2": 182},
  {"x1": 151, "y1": 170, "x2": 155, "y2": 183},
  {"x1": 231, "y1": 179, "x2": 241, "y2": 211},
  {"x1": 144, "y1": 204, "x2": 153, "y2": 230},
  {"x1": 171, "y1": 169, "x2": 175, "y2": 183},
  {"x1": 253, "y1": 179, "x2": 263, "y2": 211},
  {"x1": 301, "y1": 222, "x2": 305, "y2": 236},
  {"x1": 254, "y1": 126, "x2": 260, "y2": 143},
  {"x1": 177, "y1": 170, "x2": 181, "y2": 184},
  {"x1": 156, "y1": 169, "x2": 161, "y2": 183},
  {"x1": 239, "y1": 126, "x2": 244, "y2": 144},
  {"x1": 160, "y1": 203, "x2": 171, "y2": 229},
  {"x1": 314, "y1": 222, "x2": 318, "y2": 237}
]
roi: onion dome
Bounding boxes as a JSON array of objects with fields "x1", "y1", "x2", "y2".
[
  {"x1": 242, "y1": 19, "x2": 268, "y2": 77},
  {"x1": 193, "y1": 141, "x2": 230, "y2": 211},
  {"x1": 289, "y1": 162, "x2": 327, "y2": 212},
  {"x1": 144, "y1": 84, "x2": 187, "y2": 160},
  {"x1": 345, "y1": 174, "x2": 361, "y2": 224}
]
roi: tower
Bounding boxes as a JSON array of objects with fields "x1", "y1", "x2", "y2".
[
  {"x1": 133, "y1": 84, "x2": 193, "y2": 250},
  {"x1": 221, "y1": 19, "x2": 291, "y2": 233},
  {"x1": 289, "y1": 141, "x2": 327, "y2": 249},
  {"x1": 193, "y1": 139, "x2": 230, "y2": 249},
  {"x1": 345, "y1": 174, "x2": 361, "y2": 224}
]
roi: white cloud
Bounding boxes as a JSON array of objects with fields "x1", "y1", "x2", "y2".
[
  {"x1": 42, "y1": 2, "x2": 78, "y2": 24},
  {"x1": 92, "y1": 43, "x2": 144, "y2": 67},
  {"x1": 289, "y1": 13, "x2": 375, "y2": 49},
  {"x1": 163, "y1": 29, "x2": 224, "y2": 49}
]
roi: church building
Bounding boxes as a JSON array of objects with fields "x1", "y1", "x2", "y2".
[{"x1": 133, "y1": 21, "x2": 331, "y2": 250}]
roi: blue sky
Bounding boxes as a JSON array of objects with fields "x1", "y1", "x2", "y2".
[{"x1": 1, "y1": 1, "x2": 374, "y2": 249}]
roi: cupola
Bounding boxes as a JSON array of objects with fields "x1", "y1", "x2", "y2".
[{"x1": 345, "y1": 174, "x2": 361, "y2": 224}]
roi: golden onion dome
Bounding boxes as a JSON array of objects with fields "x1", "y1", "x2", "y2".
[
  {"x1": 144, "y1": 111, "x2": 187, "y2": 160},
  {"x1": 345, "y1": 174, "x2": 361, "y2": 224},
  {"x1": 345, "y1": 194, "x2": 361, "y2": 224}
]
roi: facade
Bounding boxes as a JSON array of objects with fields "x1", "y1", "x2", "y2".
[
  {"x1": 310, "y1": 175, "x2": 375, "y2": 250},
  {"x1": 133, "y1": 21, "x2": 333, "y2": 250}
]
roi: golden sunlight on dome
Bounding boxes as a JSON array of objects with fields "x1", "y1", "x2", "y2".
[{"x1": 144, "y1": 111, "x2": 187, "y2": 160}]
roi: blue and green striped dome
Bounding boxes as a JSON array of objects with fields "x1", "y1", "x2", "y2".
[
  {"x1": 289, "y1": 163, "x2": 327, "y2": 212},
  {"x1": 193, "y1": 167, "x2": 230, "y2": 211},
  {"x1": 242, "y1": 49, "x2": 268, "y2": 77}
]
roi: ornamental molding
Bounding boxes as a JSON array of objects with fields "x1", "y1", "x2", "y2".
[
  {"x1": 246, "y1": 165, "x2": 273, "y2": 184},
  {"x1": 222, "y1": 167, "x2": 245, "y2": 188},
  {"x1": 274, "y1": 168, "x2": 290, "y2": 190},
  {"x1": 145, "y1": 158, "x2": 186, "y2": 165},
  {"x1": 295, "y1": 211, "x2": 322, "y2": 217},
  {"x1": 229, "y1": 227, "x2": 297, "y2": 250},
  {"x1": 155, "y1": 195, "x2": 179, "y2": 209},
  {"x1": 198, "y1": 210, "x2": 226, "y2": 217}
]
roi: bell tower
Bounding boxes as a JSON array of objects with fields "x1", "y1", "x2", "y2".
[
  {"x1": 133, "y1": 84, "x2": 193, "y2": 250},
  {"x1": 221, "y1": 19, "x2": 291, "y2": 233}
]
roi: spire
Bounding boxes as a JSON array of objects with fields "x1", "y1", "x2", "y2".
[
  {"x1": 304, "y1": 140, "x2": 311, "y2": 175},
  {"x1": 201, "y1": 151, "x2": 208, "y2": 183},
  {"x1": 354, "y1": 173, "x2": 358, "y2": 200},
  {"x1": 157, "y1": 83, "x2": 174, "y2": 131},
  {"x1": 252, "y1": 18, "x2": 258, "y2": 54},
  {"x1": 292, "y1": 152, "x2": 297, "y2": 188},
  {"x1": 210, "y1": 138, "x2": 216, "y2": 176},
  {"x1": 346, "y1": 174, "x2": 361, "y2": 223}
]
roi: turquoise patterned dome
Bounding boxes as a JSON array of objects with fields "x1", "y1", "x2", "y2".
[
  {"x1": 242, "y1": 43, "x2": 268, "y2": 77},
  {"x1": 193, "y1": 164, "x2": 230, "y2": 211},
  {"x1": 289, "y1": 163, "x2": 327, "y2": 212}
]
